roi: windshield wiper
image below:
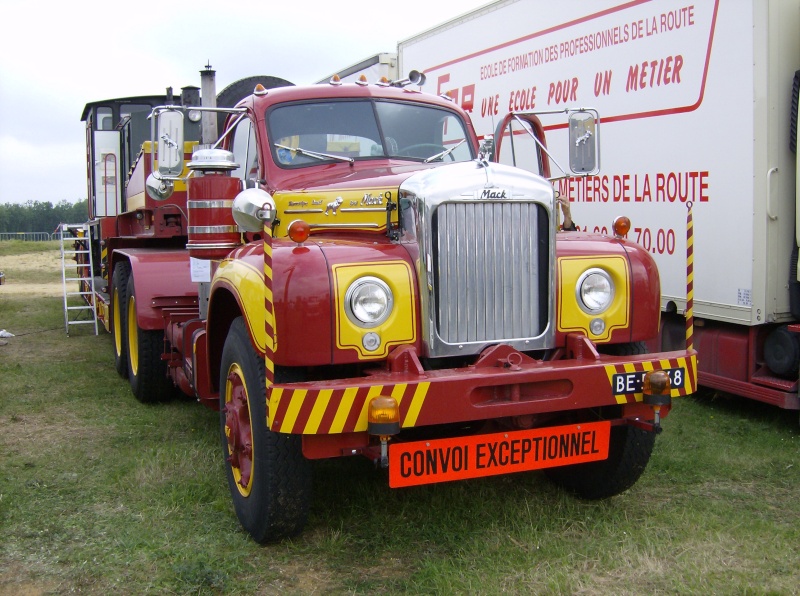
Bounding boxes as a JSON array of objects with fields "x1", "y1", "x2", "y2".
[
  {"x1": 274, "y1": 143, "x2": 354, "y2": 165},
  {"x1": 424, "y1": 139, "x2": 466, "y2": 163}
]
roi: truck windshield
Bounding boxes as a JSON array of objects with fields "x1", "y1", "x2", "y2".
[{"x1": 268, "y1": 99, "x2": 473, "y2": 167}]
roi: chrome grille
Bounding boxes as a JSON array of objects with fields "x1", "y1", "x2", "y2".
[{"x1": 434, "y1": 201, "x2": 545, "y2": 344}]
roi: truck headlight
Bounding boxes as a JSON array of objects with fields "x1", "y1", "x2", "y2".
[
  {"x1": 577, "y1": 268, "x2": 614, "y2": 314},
  {"x1": 345, "y1": 276, "x2": 393, "y2": 327}
]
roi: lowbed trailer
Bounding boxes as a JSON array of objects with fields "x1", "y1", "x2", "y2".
[{"x1": 71, "y1": 65, "x2": 696, "y2": 542}]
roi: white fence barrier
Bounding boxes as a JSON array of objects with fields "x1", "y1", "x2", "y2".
[{"x1": 0, "y1": 232, "x2": 53, "y2": 241}]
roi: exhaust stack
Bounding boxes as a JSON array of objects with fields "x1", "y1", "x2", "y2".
[{"x1": 200, "y1": 64, "x2": 218, "y2": 144}]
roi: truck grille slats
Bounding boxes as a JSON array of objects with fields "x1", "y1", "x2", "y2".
[{"x1": 434, "y1": 201, "x2": 541, "y2": 344}]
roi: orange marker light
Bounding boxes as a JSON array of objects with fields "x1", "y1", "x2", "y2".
[
  {"x1": 356, "y1": 74, "x2": 368, "y2": 86},
  {"x1": 613, "y1": 216, "x2": 631, "y2": 238},
  {"x1": 253, "y1": 83, "x2": 267, "y2": 96},
  {"x1": 369, "y1": 395, "x2": 400, "y2": 468},
  {"x1": 643, "y1": 369, "x2": 672, "y2": 420},
  {"x1": 368, "y1": 395, "x2": 400, "y2": 436},
  {"x1": 288, "y1": 220, "x2": 310, "y2": 244},
  {"x1": 643, "y1": 369, "x2": 671, "y2": 395}
]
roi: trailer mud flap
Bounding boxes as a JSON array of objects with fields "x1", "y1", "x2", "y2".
[{"x1": 388, "y1": 421, "x2": 610, "y2": 488}]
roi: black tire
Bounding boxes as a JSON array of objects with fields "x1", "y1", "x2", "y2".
[
  {"x1": 125, "y1": 273, "x2": 173, "y2": 403},
  {"x1": 111, "y1": 261, "x2": 131, "y2": 377},
  {"x1": 545, "y1": 424, "x2": 656, "y2": 499},
  {"x1": 547, "y1": 340, "x2": 655, "y2": 499},
  {"x1": 220, "y1": 317, "x2": 311, "y2": 543}
]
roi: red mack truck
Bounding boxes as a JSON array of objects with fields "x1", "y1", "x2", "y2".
[{"x1": 74, "y1": 66, "x2": 696, "y2": 542}]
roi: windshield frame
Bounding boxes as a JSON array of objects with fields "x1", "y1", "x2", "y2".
[{"x1": 265, "y1": 97, "x2": 475, "y2": 169}]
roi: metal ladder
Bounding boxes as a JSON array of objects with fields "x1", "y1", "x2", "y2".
[{"x1": 60, "y1": 223, "x2": 98, "y2": 335}]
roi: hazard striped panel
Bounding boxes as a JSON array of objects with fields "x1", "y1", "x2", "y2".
[
  {"x1": 268, "y1": 382, "x2": 430, "y2": 434},
  {"x1": 604, "y1": 355, "x2": 697, "y2": 405}
]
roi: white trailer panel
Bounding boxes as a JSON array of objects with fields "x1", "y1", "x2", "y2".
[{"x1": 399, "y1": 0, "x2": 800, "y2": 326}]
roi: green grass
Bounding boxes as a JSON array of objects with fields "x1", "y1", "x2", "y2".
[{"x1": 2, "y1": 243, "x2": 800, "y2": 594}]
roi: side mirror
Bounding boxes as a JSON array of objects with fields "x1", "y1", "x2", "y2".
[
  {"x1": 145, "y1": 172, "x2": 174, "y2": 201},
  {"x1": 568, "y1": 110, "x2": 599, "y2": 175},
  {"x1": 155, "y1": 109, "x2": 185, "y2": 176}
]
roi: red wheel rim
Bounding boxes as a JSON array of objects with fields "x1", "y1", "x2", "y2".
[{"x1": 224, "y1": 363, "x2": 254, "y2": 497}]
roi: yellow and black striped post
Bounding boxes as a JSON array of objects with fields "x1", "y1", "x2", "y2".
[
  {"x1": 264, "y1": 222, "x2": 276, "y2": 391},
  {"x1": 685, "y1": 200, "x2": 694, "y2": 351}
]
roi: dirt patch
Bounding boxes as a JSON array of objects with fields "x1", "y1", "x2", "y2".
[
  {"x1": 0, "y1": 282, "x2": 64, "y2": 297},
  {"x1": 0, "y1": 249, "x2": 68, "y2": 296}
]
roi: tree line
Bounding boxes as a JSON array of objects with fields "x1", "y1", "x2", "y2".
[{"x1": 0, "y1": 200, "x2": 88, "y2": 235}]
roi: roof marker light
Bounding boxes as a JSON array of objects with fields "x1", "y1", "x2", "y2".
[
  {"x1": 330, "y1": 74, "x2": 342, "y2": 86},
  {"x1": 356, "y1": 75, "x2": 369, "y2": 86},
  {"x1": 613, "y1": 216, "x2": 631, "y2": 238}
]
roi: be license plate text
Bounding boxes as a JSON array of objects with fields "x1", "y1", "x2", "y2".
[{"x1": 612, "y1": 367, "x2": 686, "y2": 395}]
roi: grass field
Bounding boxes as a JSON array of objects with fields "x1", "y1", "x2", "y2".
[{"x1": 1, "y1": 241, "x2": 800, "y2": 594}]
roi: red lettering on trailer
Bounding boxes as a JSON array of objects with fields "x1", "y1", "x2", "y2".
[
  {"x1": 481, "y1": 94, "x2": 500, "y2": 117},
  {"x1": 626, "y1": 55, "x2": 684, "y2": 91},
  {"x1": 508, "y1": 86, "x2": 537, "y2": 111},
  {"x1": 557, "y1": 171, "x2": 710, "y2": 205},
  {"x1": 655, "y1": 171, "x2": 709, "y2": 202},
  {"x1": 547, "y1": 77, "x2": 578, "y2": 105},
  {"x1": 594, "y1": 70, "x2": 612, "y2": 97},
  {"x1": 461, "y1": 84, "x2": 475, "y2": 112},
  {"x1": 660, "y1": 6, "x2": 695, "y2": 32}
]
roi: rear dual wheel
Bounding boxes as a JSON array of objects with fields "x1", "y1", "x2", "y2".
[
  {"x1": 125, "y1": 273, "x2": 174, "y2": 403},
  {"x1": 111, "y1": 262, "x2": 131, "y2": 377}
]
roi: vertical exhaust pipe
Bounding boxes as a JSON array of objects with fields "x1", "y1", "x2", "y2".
[{"x1": 200, "y1": 64, "x2": 218, "y2": 145}]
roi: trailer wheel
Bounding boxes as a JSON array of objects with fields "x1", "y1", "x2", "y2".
[
  {"x1": 545, "y1": 423, "x2": 656, "y2": 499},
  {"x1": 111, "y1": 262, "x2": 131, "y2": 378},
  {"x1": 125, "y1": 274, "x2": 173, "y2": 403},
  {"x1": 220, "y1": 317, "x2": 311, "y2": 543}
]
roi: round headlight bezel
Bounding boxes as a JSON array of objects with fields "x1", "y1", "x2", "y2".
[
  {"x1": 345, "y1": 276, "x2": 394, "y2": 328},
  {"x1": 576, "y1": 268, "x2": 615, "y2": 314}
]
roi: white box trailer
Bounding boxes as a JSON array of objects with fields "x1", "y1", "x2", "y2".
[{"x1": 345, "y1": 0, "x2": 800, "y2": 408}]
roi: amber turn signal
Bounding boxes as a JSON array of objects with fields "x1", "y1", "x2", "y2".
[
  {"x1": 643, "y1": 369, "x2": 672, "y2": 407},
  {"x1": 613, "y1": 216, "x2": 631, "y2": 238},
  {"x1": 368, "y1": 395, "x2": 400, "y2": 436},
  {"x1": 287, "y1": 220, "x2": 311, "y2": 244}
]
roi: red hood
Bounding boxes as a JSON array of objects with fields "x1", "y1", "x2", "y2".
[{"x1": 269, "y1": 159, "x2": 445, "y2": 194}]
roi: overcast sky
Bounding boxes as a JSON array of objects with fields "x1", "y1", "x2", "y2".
[{"x1": 0, "y1": 0, "x2": 490, "y2": 206}]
